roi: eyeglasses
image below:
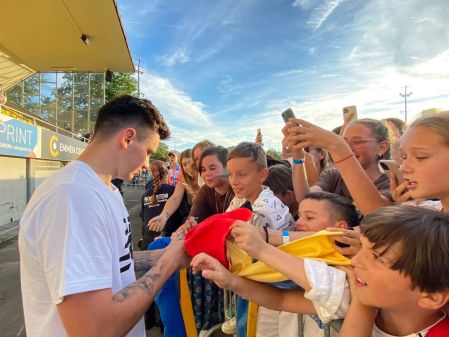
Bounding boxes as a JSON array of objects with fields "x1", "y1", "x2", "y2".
[{"x1": 343, "y1": 137, "x2": 379, "y2": 148}]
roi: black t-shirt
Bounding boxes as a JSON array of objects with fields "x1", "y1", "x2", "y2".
[{"x1": 140, "y1": 182, "x2": 190, "y2": 237}]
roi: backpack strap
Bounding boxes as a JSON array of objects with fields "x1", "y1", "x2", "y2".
[{"x1": 427, "y1": 316, "x2": 449, "y2": 337}]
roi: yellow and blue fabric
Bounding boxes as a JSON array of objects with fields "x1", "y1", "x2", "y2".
[{"x1": 155, "y1": 207, "x2": 351, "y2": 337}]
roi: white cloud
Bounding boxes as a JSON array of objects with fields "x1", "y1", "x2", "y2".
[
  {"x1": 159, "y1": 48, "x2": 190, "y2": 67},
  {"x1": 307, "y1": 0, "x2": 344, "y2": 30},
  {"x1": 139, "y1": 71, "x2": 210, "y2": 127}
]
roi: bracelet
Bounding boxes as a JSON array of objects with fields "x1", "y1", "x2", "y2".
[
  {"x1": 292, "y1": 158, "x2": 305, "y2": 165},
  {"x1": 282, "y1": 229, "x2": 290, "y2": 244},
  {"x1": 263, "y1": 226, "x2": 269, "y2": 243},
  {"x1": 334, "y1": 153, "x2": 354, "y2": 164}
]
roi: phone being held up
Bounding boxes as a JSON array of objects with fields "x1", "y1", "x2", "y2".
[
  {"x1": 342, "y1": 105, "x2": 358, "y2": 123},
  {"x1": 281, "y1": 108, "x2": 296, "y2": 124},
  {"x1": 378, "y1": 159, "x2": 404, "y2": 185}
]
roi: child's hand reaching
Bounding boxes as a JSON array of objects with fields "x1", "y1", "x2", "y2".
[
  {"x1": 191, "y1": 253, "x2": 236, "y2": 290},
  {"x1": 230, "y1": 220, "x2": 267, "y2": 259}
]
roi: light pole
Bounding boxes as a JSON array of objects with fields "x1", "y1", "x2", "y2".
[
  {"x1": 399, "y1": 86, "x2": 412, "y2": 123},
  {"x1": 136, "y1": 59, "x2": 144, "y2": 98}
]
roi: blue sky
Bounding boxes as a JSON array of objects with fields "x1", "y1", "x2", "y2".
[{"x1": 117, "y1": 0, "x2": 449, "y2": 151}]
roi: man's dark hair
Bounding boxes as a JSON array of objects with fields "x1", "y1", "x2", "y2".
[
  {"x1": 93, "y1": 94, "x2": 170, "y2": 141},
  {"x1": 199, "y1": 146, "x2": 229, "y2": 170},
  {"x1": 304, "y1": 192, "x2": 361, "y2": 228},
  {"x1": 361, "y1": 205, "x2": 449, "y2": 293},
  {"x1": 265, "y1": 164, "x2": 293, "y2": 196}
]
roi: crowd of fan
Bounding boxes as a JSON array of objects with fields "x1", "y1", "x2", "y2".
[{"x1": 139, "y1": 110, "x2": 449, "y2": 337}]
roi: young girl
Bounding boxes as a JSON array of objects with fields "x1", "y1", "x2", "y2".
[
  {"x1": 140, "y1": 160, "x2": 188, "y2": 249},
  {"x1": 148, "y1": 140, "x2": 214, "y2": 232},
  {"x1": 188, "y1": 146, "x2": 235, "y2": 336},
  {"x1": 392, "y1": 111, "x2": 449, "y2": 211},
  {"x1": 284, "y1": 118, "x2": 392, "y2": 215}
]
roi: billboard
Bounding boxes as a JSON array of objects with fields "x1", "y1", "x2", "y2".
[
  {"x1": 0, "y1": 115, "x2": 40, "y2": 158},
  {"x1": 0, "y1": 114, "x2": 86, "y2": 161},
  {"x1": 40, "y1": 129, "x2": 87, "y2": 161}
]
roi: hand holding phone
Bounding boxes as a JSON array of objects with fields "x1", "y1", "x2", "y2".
[
  {"x1": 378, "y1": 159, "x2": 404, "y2": 185},
  {"x1": 256, "y1": 128, "x2": 264, "y2": 146},
  {"x1": 343, "y1": 105, "x2": 358, "y2": 124},
  {"x1": 281, "y1": 108, "x2": 296, "y2": 124}
]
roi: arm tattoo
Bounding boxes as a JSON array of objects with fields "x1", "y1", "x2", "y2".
[
  {"x1": 113, "y1": 263, "x2": 163, "y2": 304},
  {"x1": 133, "y1": 250, "x2": 163, "y2": 272}
]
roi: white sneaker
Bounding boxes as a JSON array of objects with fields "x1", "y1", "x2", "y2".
[{"x1": 221, "y1": 316, "x2": 236, "y2": 335}]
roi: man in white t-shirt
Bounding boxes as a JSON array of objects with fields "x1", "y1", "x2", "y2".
[{"x1": 19, "y1": 95, "x2": 189, "y2": 337}]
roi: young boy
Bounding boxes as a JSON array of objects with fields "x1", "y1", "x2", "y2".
[
  {"x1": 226, "y1": 142, "x2": 295, "y2": 230},
  {"x1": 264, "y1": 164, "x2": 299, "y2": 220},
  {"x1": 225, "y1": 142, "x2": 296, "y2": 336},
  {"x1": 233, "y1": 191, "x2": 360, "y2": 337},
  {"x1": 192, "y1": 205, "x2": 449, "y2": 337},
  {"x1": 339, "y1": 205, "x2": 449, "y2": 337}
]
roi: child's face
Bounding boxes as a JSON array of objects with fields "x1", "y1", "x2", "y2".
[
  {"x1": 296, "y1": 199, "x2": 341, "y2": 231},
  {"x1": 200, "y1": 154, "x2": 227, "y2": 189},
  {"x1": 351, "y1": 236, "x2": 420, "y2": 309},
  {"x1": 400, "y1": 126, "x2": 449, "y2": 202},
  {"x1": 342, "y1": 124, "x2": 386, "y2": 169},
  {"x1": 181, "y1": 157, "x2": 194, "y2": 177},
  {"x1": 227, "y1": 157, "x2": 267, "y2": 203}
]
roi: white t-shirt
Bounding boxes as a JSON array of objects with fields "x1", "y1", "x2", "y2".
[
  {"x1": 226, "y1": 186, "x2": 296, "y2": 230},
  {"x1": 19, "y1": 160, "x2": 145, "y2": 337}
]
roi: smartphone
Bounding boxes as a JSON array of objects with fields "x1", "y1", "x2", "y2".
[
  {"x1": 378, "y1": 159, "x2": 404, "y2": 185},
  {"x1": 342, "y1": 105, "x2": 358, "y2": 122},
  {"x1": 281, "y1": 108, "x2": 296, "y2": 123},
  {"x1": 256, "y1": 128, "x2": 264, "y2": 146}
]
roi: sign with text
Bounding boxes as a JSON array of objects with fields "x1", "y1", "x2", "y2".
[
  {"x1": 40, "y1": 129, "x2": 87, "y2": 161},
  {"x1": 0, "y1": 115, "x2": 40, "y2": 158}
]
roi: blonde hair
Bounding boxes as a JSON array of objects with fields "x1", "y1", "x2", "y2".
[
  {"x1": 227, "y1": 142, "x2": 267, "y2": 170},
  {"x1": 410, "y1": 111, "x2": 449, "y2": 146}
]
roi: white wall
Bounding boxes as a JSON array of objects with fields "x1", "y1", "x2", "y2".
[{"x1": 0, "y1": 157, "x2": 27, "y2": 226}]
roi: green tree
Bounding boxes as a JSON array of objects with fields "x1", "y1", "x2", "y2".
[
  {"x1": 266, "y1": 148, "x2": 281, "y2": 160},
  {"x1": 151, "y1": 142, "x2": 169, "y2": 160},
  {"x1": 105, "y1": 72, "x2": 137, "y2": 102}
]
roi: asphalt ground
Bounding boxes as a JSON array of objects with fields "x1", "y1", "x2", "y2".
[{"x1": 0, "y1": 184, "x2": 162, "y2": 337}]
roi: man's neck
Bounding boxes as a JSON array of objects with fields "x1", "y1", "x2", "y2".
[
  {"x1": 376, "y1": 307, "x2": 443, "y2": 336},
  {"x1": 77, "y1": 141, "x2": 116, "y2": 186}
]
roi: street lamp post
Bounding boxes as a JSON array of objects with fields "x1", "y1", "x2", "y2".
[{"x1": 399, "y1": 86, "x2": 412, "y2": 123}]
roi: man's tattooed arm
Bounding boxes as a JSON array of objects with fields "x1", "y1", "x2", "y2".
[
  {"x1": 113, "y1": 261, "x2": 165, "y2": 304},
  {"x1": 133, "y1": 249, "x2": 165, "y2": 272}
]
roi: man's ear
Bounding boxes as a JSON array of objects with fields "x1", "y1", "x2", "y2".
[
  {"x1": 260, "y1": 167, "x2": 269, "y2": 183},
  {"x1": 119, "y1": 128, "x2": 137, "y2": 149},
  {"x1": 418, "y1": 291, "x2": 449, "y2": 310},
  {"x1": 335, "y1": 220, "x2": 349, "y2": 229}
]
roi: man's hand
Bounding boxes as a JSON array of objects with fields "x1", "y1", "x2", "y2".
[
  {"x1": 164, "y1": 235, "x2": 190, "y2": 269},
  {"x1": 172, "y1": 216, "x2": 197, "y2": 240},
  {"x1": 191, "y1": 253, "x2": 236, "y2": 290},
  {"x1": 230, "y1": 220, "x2": 267, "y2": 259}
]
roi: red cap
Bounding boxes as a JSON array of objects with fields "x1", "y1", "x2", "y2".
[{"x1": 184, "y1": 208, "x2": 253, "y2": 267}]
